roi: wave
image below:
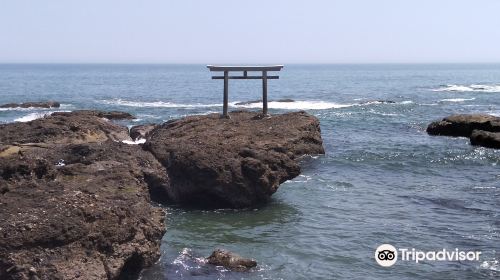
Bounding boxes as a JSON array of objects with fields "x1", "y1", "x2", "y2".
[
  {"x1": 439, "y1": 98, "x2": 476, "y2": 102},
  {"x1": 101, "y1": 99, "x2": 221, "y2": 108},
  {"x1": 0, "y1": 104, "x2": 72, "y2": 111},
  {"x1": 101, "y1": 99, "x2": 414, "y2": 111},
  {"x1": 232, "y1": 100, "x2": 353, "y2": 110},
  {"x1": 432, "y1": 84, "x2": 500, "y2": 93},
  {"x1": 14, "y1": 111, "x2": 71, "y2": 122},
  {"x1": 14, "y1": 112, "x2": 52, "y2": 122}
]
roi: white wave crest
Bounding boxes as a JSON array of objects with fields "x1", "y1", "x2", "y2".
[
  {"x1": 14, "y1": 110, "x2": 71, "y2": 122},
  {"x1": 0, "y1": 104, "x2": 72, "y2": 111},
  {"x1": 101, "y1": 99, "x2": 414, "y2": 111},
  {"x1": 439, "y1": 98, "x2": 476, "y2": 102},
  {"x1": 14, "y1": 112, "x2": 51, "y2": 122},
  {"x1": 480, "y1": 259, "x2": 500, "y2": 272},
  {"x1": 232, "y1": 100, "x2": 353, "y2": 110},
  {"x1": 122, "y1": 138, "x2": 146, "y2": 145},
  {"x1": 432, "y1": 84, "x2": 500, "y2": 93},
  {"x1": 101, "y1": 99, "x2": 221, "y2": 108}
]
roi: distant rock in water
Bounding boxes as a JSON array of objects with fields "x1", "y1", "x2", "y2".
[
  {"x1": 0, "y1": 101, "x2": 60, "y2": 108},
  {"x1": 361, "y1": 100, "x2": 396, "y2": 104},
  {"x1": 235, "y1": 99, "x2": 295, "y2": 106},
  {"x1": 470, "y1": 130, "x2": 500, "y2": 149},
  {"x1": 52, "y1": 110, "x2": 135, "y2": 120},
  {"x1": 144, "y1": 111, "x2": 325, "y2": 208},
  {"x1": 0, "y1": 111, "x2": 169, "y2": 279},
  {"x1": 427, "y1": 114, "x2": 500, "y2": 149},
  {"x1": 207, "y1": 249, "x2": 257, "y2": 272}
]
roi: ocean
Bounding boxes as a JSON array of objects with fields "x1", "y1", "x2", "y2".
[{"x1": 0, "y1": 64, "x2": 499, "y2": 279}]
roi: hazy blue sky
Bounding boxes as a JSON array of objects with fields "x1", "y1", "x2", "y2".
[{"x1": 1, "y1": 0, "x2": 499, "y2": 63}]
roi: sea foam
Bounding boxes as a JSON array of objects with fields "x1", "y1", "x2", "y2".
[
  {"x1": 101, "y1": 99, "x2": 222, "y2": 108},
  {"x1": 439, "y1": 98, "x2": 476, "y2": 102},
  {"x1": 432, "y1": 84, "x2": 500, "y2": 93},
  {"x1": 101, "y1": 99, "x2": 413, "y2": 111}
]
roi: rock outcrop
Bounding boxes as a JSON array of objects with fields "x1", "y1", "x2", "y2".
[
  {"x1": 129, "y1": 124, "x2": 156, "y2": 141},
  {"x1": 0, "y1": 111, "x2": 169, "y2": 280},
  {"x1": 427, "y1": 114, "x2": 500, "y2": 137},
  {"x1": 144, "y1": 111, "x2": 325, "y2": 208},
  {"x1": 207, "y1": 249, "x2": 257, "y2": 272},
  {"x1": 0, "y1": 101, "x2": 60, "y2": 109},
  {"x1": 470, "y1": 130, "x2": 500, "y2": 149},
  {"x1": 1, "y1": 109, "x2": 325, "y2": 279},
  {"x1": 427, "y1": 114, "x2": 500, "y2": 149}
]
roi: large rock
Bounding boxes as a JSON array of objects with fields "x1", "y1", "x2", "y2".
[
  {"x1": 207, "y1": 249, "x2": 257, "y2": 272},
  {"x1": 470, "y1": 130, "x2": 500, "y2": 149},
  {"x1": 0, "y1": 111, "x2": 169, "y2": 280},
  {"x1": 0, "y1": 101, "x2": 60, "y2": 109},
  {"x1": 427, "y1": 114, "x2": 500, "y2": 137},
  {"x1": 0, "y1": 110, "x2": 133, "y2": 144},
  {"x1": 144, "y1": 111, "x2": 325, "y2": 208}
]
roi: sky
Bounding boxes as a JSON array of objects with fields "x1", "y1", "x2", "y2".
[{"x1": 1, "y1": 0, "x2": 500, "y2": 64}]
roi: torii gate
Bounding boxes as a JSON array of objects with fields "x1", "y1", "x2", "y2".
[{"x1": 207, "y1": 65, "x2": 284, "y2": 118}]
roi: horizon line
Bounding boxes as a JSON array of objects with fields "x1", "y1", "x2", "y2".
[{"x1": 1, "y1": 61, "x2": 500, "y2": 65}]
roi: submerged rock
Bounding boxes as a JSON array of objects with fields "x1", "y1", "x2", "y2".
[
  {"x1": 145, "y1": 111, "x2": 324, "y2": 208},
  {"x1": 0, "y1": 111, "x2": 169, "y2": 280},
  {"x1": 427, "y1": 114, "x2": 500, "y2": 137},
  {"x1": 0, "y1": 101, "x2": 60, "y2": 108},
  {"x1": 207, "y1": 249, "x2": 257, "y2": 272}
]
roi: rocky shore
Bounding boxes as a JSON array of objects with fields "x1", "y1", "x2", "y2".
[
  {"x1": 0, "y1": 101, "x2": 60, "y2": 109},
  {"x1": 0, "y1": 110, "x2": 324, "y2": 279},
  {"x1": 427, "y1": 114, "x2": 500, "y2": 149}
]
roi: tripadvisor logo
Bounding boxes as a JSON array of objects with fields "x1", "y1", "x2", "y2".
[
  {"x1": 375, "y1": 244, "x2": 397, "y2": 267},
  {"x1": 375, "y1": 244, "x2": 481, "y2": 267}
]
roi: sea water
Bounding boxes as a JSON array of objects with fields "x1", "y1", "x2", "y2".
[{"x1": 0, "y1": 64, "x2": 499, "y2": 279}]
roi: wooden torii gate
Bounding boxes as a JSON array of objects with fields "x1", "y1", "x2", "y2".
[{"x1": 207, "y1": 65, "x2": 284, "y2": 118}]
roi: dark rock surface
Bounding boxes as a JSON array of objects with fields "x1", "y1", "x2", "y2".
[
  {"x1": 1, "y1": 109, "x2": 325, "y2": 278},
  {"x1": 52, "y1": 110, "x2": 135, "y2": 120},
  {"x1": 130, "y1": 124, "x2": 156, "y2": 141},
  {"x1": 470, "y1": 130, "x2": 500, "y2": 149},
  {"x1": 427, "y1": 114, "x2": 500, "y2": 137},
  {"x1": 144, "y1": 111, "x2": 325, "y2": 208},
  {"x1": 0, "y1": 101, "x2": 60, "y2": 109},
  {"x1": 207, "y1": 249, "x2": 257, "y2": 272},
  {"x1": 0, "y1": 111, "x2": 169, "y2": 280},
  {"x1": 427, "y1": 114, "x2": 500, "y2": 149},
  {"x1": 0, "y1": 110, "x2": 133, "y2": 145}
]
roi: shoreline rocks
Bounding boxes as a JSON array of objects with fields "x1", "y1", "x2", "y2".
[
  {"x1": 144, "y1": 111, "x2": 325, "y2": 208},
  {"x1": 0, "y1": 101, "x2": 60, "y2": 109},
  {"x1": 427, "y1": 114, "x2": 500, "y2": 149},
  {"x1": 1, "y1": 109, "x2": 325, "y2": 278},
  {"x1": 1, "y1": 111, "x2": 169, "y2": 280}
]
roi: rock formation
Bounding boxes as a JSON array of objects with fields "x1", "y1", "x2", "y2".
[
  {"x1": 427, "y1": 114, "x2": 500, "y2": 149},
  {"x1": 0, "y1": 111, "x2": 169, "y2": 280},
  {"x1": 207, "y1": 249, "x2": 257, "y2": 272},
  {"x1": 0, "y1": 101, "x2": 60, "y2": 109},
  {"x1": 1, "y1": 109, "x2": 325, "y2": 279},
  {"x1": 144, "y1": 111, "x2": 325, "y2": 208}
]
